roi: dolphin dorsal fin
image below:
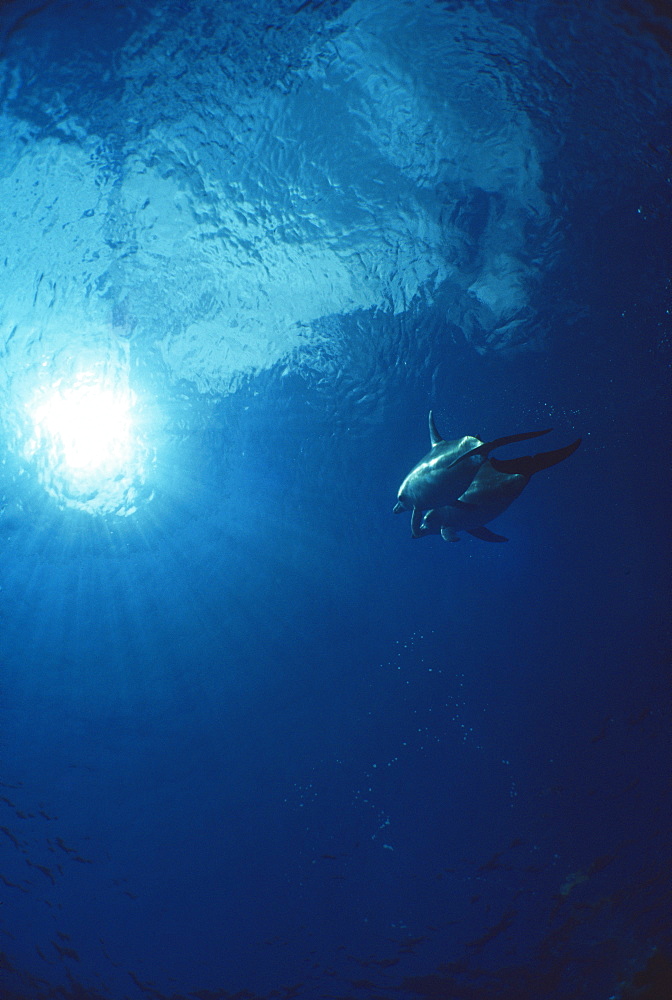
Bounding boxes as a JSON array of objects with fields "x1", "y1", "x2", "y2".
[{"x1": 428, "y1": 411, "x2": 444, "y2": 446}]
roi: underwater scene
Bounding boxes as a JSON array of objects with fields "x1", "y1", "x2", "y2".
[{"x1": 0, "y1": 1, "x2": 670, "y2": 998}]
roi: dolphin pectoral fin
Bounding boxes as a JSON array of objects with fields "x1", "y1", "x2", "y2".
[
  {"x1": 393, "y1": 501, "x2": 405, "y2": 513},
  {"x1": 490, "y1": 438, "x2": 581, "y2": 478},
  {"x1": 428, "y1": 410, "x2": 444, "y2": 446},
  {"x1": 467, "y1": 526, "x2": 508, "y2": 542},
  {"x1": 410, "y1": 507, "x2": 424, "y2": 537},
  {"x1": 440, "y1": 527, "x2": 460, "y2": 542},
  {"x1": 451, "y1": 498, "x2": 477, "y2": 508}
]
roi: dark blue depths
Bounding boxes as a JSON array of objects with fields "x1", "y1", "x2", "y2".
[{"x1": 0, "y1": 1, "x2": 670, "y2": 999}]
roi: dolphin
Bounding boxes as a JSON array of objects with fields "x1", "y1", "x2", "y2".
[
  {"x1": 394, "y1": 411, "x2": 553, "y2": 536},
  {"x1": 417, "y1": 437, "x2": 582, "y2": 542}
]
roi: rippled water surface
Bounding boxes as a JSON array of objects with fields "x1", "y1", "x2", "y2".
[{"x1": 0, "y1": 1, "x2": 670, "y2": 998}]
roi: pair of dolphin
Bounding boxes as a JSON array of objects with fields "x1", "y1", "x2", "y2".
[{"x1": 394, "y1": 412, "x2": 581, "y2": 542}]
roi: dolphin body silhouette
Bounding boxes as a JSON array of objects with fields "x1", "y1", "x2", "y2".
[
  {"x1": 417, "y1": 436, "x2": 582, "y2": 542},
  {"x1": 394, "y1": 412, "x2": 553, "y2": 536}
]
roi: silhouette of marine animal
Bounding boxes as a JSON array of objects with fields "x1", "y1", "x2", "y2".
[
  {"x1": 394, "y1": 411, "x2": 554, "y2": 536},
  {"x1": 417, "y1": 436, "x2": 581, "y2": 542}
]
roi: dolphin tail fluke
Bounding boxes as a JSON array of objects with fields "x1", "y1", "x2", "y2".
[
  {"x1": 461, "y1": 428, "x2": 551, "y2": 465},
  {"x1": 484, "y1": 428, "x2": 553, "y2": 453},
  {"x1": 490, "y1": 438, "x2": 582, "y2": 478},
  {"x1": 460, "y1": 428, "x2": 553, "y2": 464}
]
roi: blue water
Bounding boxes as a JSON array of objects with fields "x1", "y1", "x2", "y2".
[{"x1": 0, "y1": 1, "x2": 670, "y2": 998}]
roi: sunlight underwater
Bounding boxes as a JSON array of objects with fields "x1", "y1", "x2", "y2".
[
  {"x1": 0, "y1": 0, "x2": 551, "y2": 522},
  {"x1": 0, "y1": 1, "x2": 670, "y2": 999}
]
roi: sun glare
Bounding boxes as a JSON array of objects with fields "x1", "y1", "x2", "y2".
[
  {"x1": 33, "y1": 383, "x2": 133, "y2": 472},
  {"x1": 24, "y1": 369, "x2": 151, "y2": 516}
]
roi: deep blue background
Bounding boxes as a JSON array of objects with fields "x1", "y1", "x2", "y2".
[{"x1": 0, "y1": 1, "x2": 670, "y2": 998}]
